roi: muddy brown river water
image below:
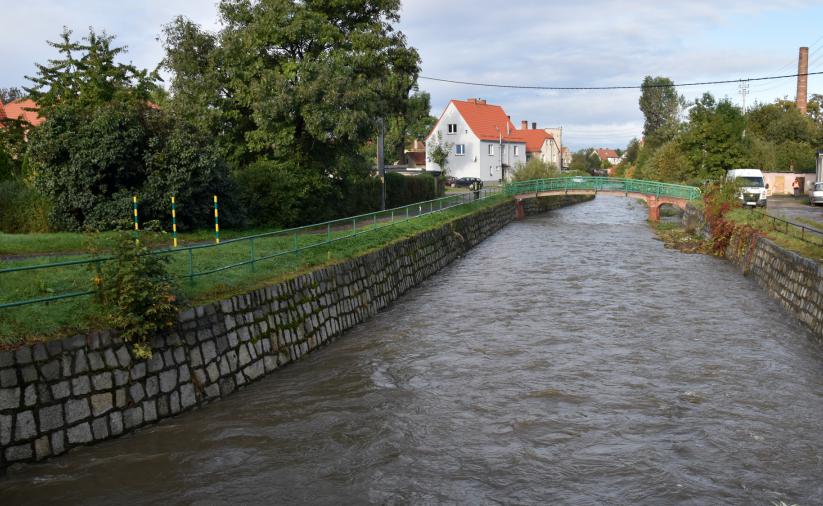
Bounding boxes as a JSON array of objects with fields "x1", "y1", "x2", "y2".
[{"x1": 2, "y1": 196, "x2": 823, "y2": 505}]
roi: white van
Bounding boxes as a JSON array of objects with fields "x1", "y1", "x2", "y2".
[{"x1": 726, "y1": 168, "x2": 768, "y2": 207}]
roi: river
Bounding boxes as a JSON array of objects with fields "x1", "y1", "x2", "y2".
[{"x1": 2, "y1": 195, "x2": 823, "y2": 505}]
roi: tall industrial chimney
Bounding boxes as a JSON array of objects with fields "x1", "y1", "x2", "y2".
[{"x1": 797, "y1": 46, "x2": 809, "y2": 114}]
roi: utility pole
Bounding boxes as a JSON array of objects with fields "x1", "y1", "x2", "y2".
[
  {"x1": 377, "y1": 117, "x2": 385, "y2": 211},
  {"x1": 499, "y1": 131, "x2": 504, "y2": 183},
  {"x1": 738, "y1": 80, "x2": 749, "y2": 113}
]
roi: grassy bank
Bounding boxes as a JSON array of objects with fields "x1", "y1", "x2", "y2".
[
  {"x1": 0, "y1": 194, "x2": 510, "y2": 347},
  {"x1": 724, "y1": 209, "x2": 823, "y2": 262}
]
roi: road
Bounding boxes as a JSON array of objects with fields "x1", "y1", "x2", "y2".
[{"x1": 766, "y1": 194, "x2": 823, "y2": 230}]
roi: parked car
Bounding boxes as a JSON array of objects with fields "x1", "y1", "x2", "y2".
[
  {"x1": 809, "y1": 182, "x2": 823, "y2": 206},
  {"x1": 452, "y1": 177, "x2": 483, "y2": 190},
  {"x1": 445, "y1": 176, "x2": 457, "y2": 187}
]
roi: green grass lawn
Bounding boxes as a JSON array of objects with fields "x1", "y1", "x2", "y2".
[
  {"x1": 725, "y1": 208, "x2": 823, "y2": 261},
  {"x1": 0, "y1": 194, "x2": 508, "y2": 347}
]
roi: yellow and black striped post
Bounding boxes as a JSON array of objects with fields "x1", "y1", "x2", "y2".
[
  {"x1": 171, "y1": 196, "x2": 178, "y2": 248},
  {"x1": 213, "y1": 195, "x2": 220, "y2": 244},
  {"x1": 132, "y1": 195, "x2": 139, "y2": 244}
]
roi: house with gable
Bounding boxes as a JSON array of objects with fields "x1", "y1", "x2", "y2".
[
  {"x1": 514, "y1": 120, "x2": 561, "y2": 168},
  {"x1": 595, "y1": 148, "x2": 621, "y2": 166},
  {"x1": 426, "y1": 98, "x2": 526, "y2": 181}
]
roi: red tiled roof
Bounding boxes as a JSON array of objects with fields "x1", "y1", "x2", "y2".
[
  {"x1": 512, "y1": 129, "x2": 555, "y2": 152},
  {"x1": 448, "y1": 99, "x2": 520, "y2": 142},
  {"x1": 3, "y1": 99, "x2": 43, "y2": 126},
  {"x1": 596, "y1": 148, "x2": 619, "y2": 161}
]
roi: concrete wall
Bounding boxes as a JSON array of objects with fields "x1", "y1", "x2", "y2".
[
  {"x1": 0, "y1": 196, "x2": 592, "y2": 472},
  {"x1": 763, "y1": 172, "x2": 816, "y2": 195}
]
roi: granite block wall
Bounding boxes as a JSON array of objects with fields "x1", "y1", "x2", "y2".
[
  {"x1": 0, "y1": 196, "x2": 592, "y2": 472},
  {"x1": 682, "y1": 201, "x2": 823, "y2": 343}
]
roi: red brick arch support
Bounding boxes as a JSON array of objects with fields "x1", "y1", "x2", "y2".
[
  {"x1": 510, "y1": 190, "x2": 690, "y2": 222},
  {"x1": 644, "y1": 195, "x2": 689, "y2": 222}
]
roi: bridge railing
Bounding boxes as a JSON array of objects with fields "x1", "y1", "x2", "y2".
[{"x1": 504, "y1": 176, "x2": 702, "y2": 201}]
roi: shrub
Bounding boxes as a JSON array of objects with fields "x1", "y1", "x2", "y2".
[
  {"x1": 386, "y1": 172, "x2": 439, "y2": 207},
  {"x1": 0, "y1": 179, "x2": 51, "y2": 233},
  {"x1": 94, "y1": 233, "x2": 179, "y2": 358},
  {"x1": 233, "y1": 159, "x2": 340, "y2": 228},
  {"x1": 512, "y1": 158, "x2": 559, "y2": 181}
]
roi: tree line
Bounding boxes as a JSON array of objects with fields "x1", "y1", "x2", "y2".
[
  {"x1": 617, "y1": 76, "x2": 823, "y2": 184},
  {"x1": 0, "y1": 0, "x2": 438, "y2": 233}
]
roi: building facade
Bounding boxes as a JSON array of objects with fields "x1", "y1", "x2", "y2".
[{"x1": 426, "y1": 99, "x2": 528, "y2": 181}]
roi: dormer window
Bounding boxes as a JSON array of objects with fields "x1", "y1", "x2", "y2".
[{"x1": 447, "y1": 123, "x2": 457, "y2": 134}]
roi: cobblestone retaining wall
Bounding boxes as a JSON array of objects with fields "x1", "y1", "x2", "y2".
[
  {"x1": 725, "y1": 234, "x2": 823, "y2": 343},
  {"x1": 683, "y1": 202, "x2": 823, "y2": 343},
  {"x1": 0, "y1": 196, "x2": 590, "y2": 471}
]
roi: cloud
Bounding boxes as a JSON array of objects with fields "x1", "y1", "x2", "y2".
[
  {"x1": 399, "y1": 0, "x2": 823, "y2": 149},
  {"x1": 1, "y1": 0, "x2": 820, "y2": 149}
]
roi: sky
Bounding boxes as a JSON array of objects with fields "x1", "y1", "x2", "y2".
[{"x1": 2, "y1": 0, "x2": 823, "y2": 151}]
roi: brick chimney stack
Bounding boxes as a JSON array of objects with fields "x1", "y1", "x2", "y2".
[
  {"x1": 797, "y1": 47, "x2": 809, "y2": 114},
  {"x1": 521, "y1": 120, "x2": 528, "y2": 129}
]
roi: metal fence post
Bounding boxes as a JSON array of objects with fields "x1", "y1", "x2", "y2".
[
  {"x1": 188, "y1": 248, "x2": 194, "y2": 285},
  {"x1": 327, "y1": 222, "x2": 331, "y2": 242},
  {"x1": 250, "y1": 237, "x2": 255, "y2": 272}
]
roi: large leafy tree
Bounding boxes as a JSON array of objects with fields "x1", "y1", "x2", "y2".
[
  {"x1": 163, "y1": 0, "x2": 420, "y2": 178},
  {"x1": 26, "y1": 28, "x2": 231, "y2": 230},
  {"x1": 639, "y1": 76, "x2": 682, "y2": 148},
  {"x1": 679, "y1": 93, "x2": 750, "y2": 178}
]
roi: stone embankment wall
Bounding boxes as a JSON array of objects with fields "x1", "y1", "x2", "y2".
[
  {"x1": 682, "y1": 202, "x2": 823, "y2": 343},
  {"x1": 0, "y1": 195, "x2": 591, "y2": 471}
]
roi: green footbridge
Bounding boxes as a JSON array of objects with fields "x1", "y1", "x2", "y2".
[{"x1": 504, "y1": 176, "x2": 702, "y2": 221}]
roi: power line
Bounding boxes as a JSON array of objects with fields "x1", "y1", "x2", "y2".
[{"x1": 419, "y1": 71, "x2": 823, "y2": 91}]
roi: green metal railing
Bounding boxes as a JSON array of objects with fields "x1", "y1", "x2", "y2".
[
  {"x1": 505, "y1": 176, "x2": 702, "y2": 201},
  {"x1": 0, "y1": 188, "x2": 501, "y2": 310}
]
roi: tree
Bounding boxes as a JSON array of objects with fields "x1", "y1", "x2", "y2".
[
  {"x1": 25, "y1": 27, "x2": 157, "y2": 116},
  {"x1": 679, "y1": 94, "x2": 750, "y2": 179},
  {"x1": 26, "y1": 28, "x2": 231, "y2": 231},
  {"x1": 162, "y1": 0, "x2": 420, "y2": 178},
  {"x1": 639, "y1": 76, "x2": 682, "y2": 148},
  {"x1": 384, "y1": 88, "x2": 436, "y2": 163},
  {"x1": 0, "y1": 87, "x2": 24, "y2": 103},
  {"x1": 427, "y1": 132, "x2": 452, "y2": 174},
  {"x1": 623, "y1": 138, "x2": 641, "y2": 165}
]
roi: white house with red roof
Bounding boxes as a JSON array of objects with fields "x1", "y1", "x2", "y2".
[
  {"x1": 515, "y1": 120, "x2": 561, "y2": 168},
  {"x1": 1, "y1": 99, "x2": 43, "y2": 127},
  {"x1": 426, "y1": 98, "x2": 527, "y2": 181},
  {"x1": 595, "y1": 148, "x2": 621, "y2": 166}
]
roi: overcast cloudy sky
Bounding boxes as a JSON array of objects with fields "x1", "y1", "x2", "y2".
[{"x1": 2, "y1": 0, "x2": 823, "y2": 150}]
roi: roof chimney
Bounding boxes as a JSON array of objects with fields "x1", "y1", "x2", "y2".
[
  {"x1": 521, "y1": 120, "x2": 528, "y2": 130},
  {"x1": 797, "y1": 47, "x2": 809, "y2": 114},
  {"x1": 532, "y1": 122, "x2": 537, "y2": 129}
]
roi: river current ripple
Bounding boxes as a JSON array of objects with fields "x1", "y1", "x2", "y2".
[{"x1": 3, "y1": 196, "x2": 823, "y2": 505}]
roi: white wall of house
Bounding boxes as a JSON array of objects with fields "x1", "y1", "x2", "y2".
[
  {"x1": 426, "y1": 102, "x2": 480, "y2": 178},
  {"x1": 480, "y1": 140, "x2": 526, "y2": 181},
  {"x1": 426, "y1": 103, "x2": 525, "y2": 181}
]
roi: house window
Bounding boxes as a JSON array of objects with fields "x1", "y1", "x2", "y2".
[
  {"x1": 514, "y1": 146, "x2": 519, "y2": 156},
  {"x1": 447, "y1": 123, "x2": 457, "y2": 134},
  {"x1": 455, "y1": 144, "x2": 465, "y2": 155},
  {"x1": 488, "y1": 144, "x2": 494, "y2": 156}
]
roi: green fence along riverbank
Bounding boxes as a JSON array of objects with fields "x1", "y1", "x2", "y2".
[{"x1": 0, "y1": 190, "x2": 504, "y2": 345}]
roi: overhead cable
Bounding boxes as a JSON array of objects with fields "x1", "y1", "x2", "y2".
[{"x1": 419, "y1": 71, "x2": 823, "y2": 91}]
